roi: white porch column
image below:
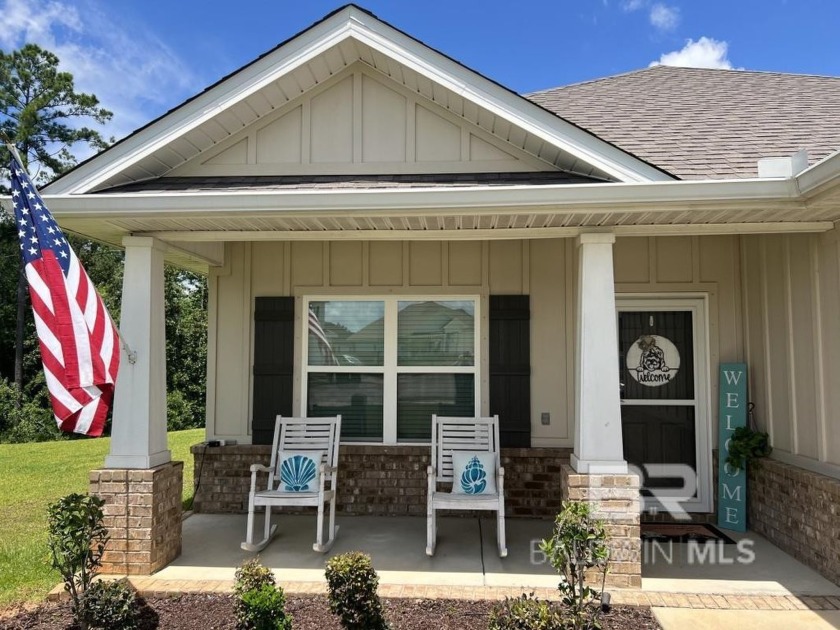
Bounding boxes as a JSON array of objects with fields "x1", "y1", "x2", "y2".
[
  {"x1": 572, "y1": 233, "x2": 627, "y2": 474},
  {"x1": 105, "y1": 236, "x2": 170, "y2": 468}
]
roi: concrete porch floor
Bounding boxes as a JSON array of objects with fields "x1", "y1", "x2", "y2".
[{"x1": 146, "y1": 513, "x2": 840, "y2": 599}]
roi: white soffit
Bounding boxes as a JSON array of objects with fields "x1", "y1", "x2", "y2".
[{"x1": 43, "y1": 6, "x2": 671, "y2": 196}]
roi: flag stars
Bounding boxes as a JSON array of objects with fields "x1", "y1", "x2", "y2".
[
  {"x1": 47, "y1": 226, "x2": 55, "y2": 234},
  {"x1": 28, "y1": 247, "x2": 36, "y2": 256},
  {"x1": 59, "y1": 250, "x2": 68, "y2": 259},
  {"x1": 18, "y1": 229, "x2": 25, "y2": 238}
]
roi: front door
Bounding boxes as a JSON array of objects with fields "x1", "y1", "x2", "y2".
[{"x1": 617, "y1": 297, "x2": 711, "y2": 513}]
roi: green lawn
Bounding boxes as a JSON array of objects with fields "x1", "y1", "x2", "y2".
[{"x1": 0, "y1": 428, "x2": 203, "y2": 606}]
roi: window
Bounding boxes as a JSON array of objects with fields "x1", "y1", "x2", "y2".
[{"x1": 304, "y1": 297, "x2": 479, "y2": 443}]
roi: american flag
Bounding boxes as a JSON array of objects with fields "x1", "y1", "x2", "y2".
[{"x1": 10, "y1": 152, "x2": 120, "y2": 436}]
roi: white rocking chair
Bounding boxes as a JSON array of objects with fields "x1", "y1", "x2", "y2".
[
  {"x1": 426, "y1": 414, "x2": 507, "y2": 557},
  {"x1": 241, "y1": 415, "x2": 341, "y2": 553}
]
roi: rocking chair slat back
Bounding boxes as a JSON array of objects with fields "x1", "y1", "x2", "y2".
[
  {"x1": 269, "y1": 416, "x2": 340, "y2": 488},
  {"x1": 433, "y1": 416, "x2": 498, "y2": 484}
]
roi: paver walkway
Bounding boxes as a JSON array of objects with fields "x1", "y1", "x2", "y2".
[{"x1": 48, "y1": 576, "x2": 840, "y2": 612}]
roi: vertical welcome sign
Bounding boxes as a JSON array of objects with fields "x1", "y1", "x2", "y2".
[{"x1": 718, "y1": 363, "x2": 747, "y2": 532}]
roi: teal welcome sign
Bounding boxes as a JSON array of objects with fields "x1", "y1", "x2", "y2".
[{"x1": 717, "y1": 363, "x2": 748, "y2": 532}]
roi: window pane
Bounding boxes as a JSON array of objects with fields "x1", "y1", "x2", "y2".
[
  {"x1": 397, "y1": 374, "x2": 474, "y2": 441},
  {"x1": 397, "y1": 300, "x2": 475, "y2": 366},
  {"x1": 309, "y1": 301, "x2": 384, "y2": 366},
  {"x1": 307, "y1": 373, "x2": 383, "y2": 441}
]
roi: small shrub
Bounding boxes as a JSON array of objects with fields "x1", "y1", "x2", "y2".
[
  {"x1": 47, "y1": 493, "x2": 109, "y2": 630},
  {"x1": 235, "y1": 557, "x2": 277, "y2": 596},
  {"x1": 80, "y1": 579, "x2": 137, "y2": 630},
  {"x1": 325, "y1": 552, "x2": 389, "y2": 630},
  {"x1": 539, "y1": 501, "x2": 609, "y2": 630},
  {"x1": 238, "y1": 583, "x2": 293, "y2": 630},
  {"x1": 488, "y1": 593, "x2": 564, "y2": 630},
  {"x1": 234, "y1": 558, "x2": 291, "y2": 630}
]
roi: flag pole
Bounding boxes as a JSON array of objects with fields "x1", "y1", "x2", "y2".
[{"x1": 5, "y1": 141, "x2": 138, "y2": 365}]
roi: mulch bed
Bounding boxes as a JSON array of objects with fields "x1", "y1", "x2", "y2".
[{"x1": 1, "y1": 593, "x2": 660, "y2": 629}]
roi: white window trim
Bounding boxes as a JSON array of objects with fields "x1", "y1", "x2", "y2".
[{"x1": 301, "y1": 295, "x2": 481, "y2": 445}]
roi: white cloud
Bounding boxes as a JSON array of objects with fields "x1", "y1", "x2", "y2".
[
  {"x1": 0, "y1": 0, "x2": 201, "y2": 153},
  {"x1": 650, "y1": 37, "x2": 736, "y2": 69},
  {"x1": 622, "y1": 0, "x2": 646, "y2": 10},
  {"x1": 621, "y1": 0, "x2": 680, "y2": 31},
  {"x1": 649, "y1": 3, "x2": 680, "y2": 30}
]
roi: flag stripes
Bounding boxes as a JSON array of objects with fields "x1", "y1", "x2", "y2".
[{"x1": 10, "y1": 152, "x2": 120, "y2": 436}]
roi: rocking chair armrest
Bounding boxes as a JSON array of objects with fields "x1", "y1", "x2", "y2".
[
  {"x1": 319, "y1": 464, "x2": 338, "y2": 475},
  {"x1": 427, "y1": 465, "x2": 436, "y2": 477},
  {"x1": 497, "y1": 466, "x2": 505, "y2": 478},
  {"x1": 249, "y1": 464, "x2": 273, "y2": 474}
]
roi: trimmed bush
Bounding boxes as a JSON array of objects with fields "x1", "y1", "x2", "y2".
[
  {"x1": 234, "y1": 558, "x2": 291, "y2": 630},
  {"x1": 488, "y1": 593, "x2": 564, "y2": 630},
  {"x1": 235, "y1": 557, "x2": 277, "y2": 596},
  {"x1": 325, "y1": 552, "x2": 389, "y2": 630},
  {"x1": 238, "y1": 583, "x2": 293, "y2": 630},
  {"x1": 80, "y1": 579, "x2": 137, "y2": 630}
]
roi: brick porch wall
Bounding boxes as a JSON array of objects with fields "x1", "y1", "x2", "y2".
[
  {"x1": 749, "y1": 457, "x2": 840, "y2": 585},
  {"x1": 560, "y1": 464, "x2": 642, "y2": 589},
  {"x1": 190, "y1": 444, "x2": 571, "y2": 517},
  {"x1": 90, "y1": 461, "x2": 183, "y2": 575}
]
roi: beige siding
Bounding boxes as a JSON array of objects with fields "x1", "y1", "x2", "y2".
[
  {"x1": 208, "y1": 236, "x2": 745, "y2": 452},
  {"x1": 170, "y1": 64, "x2": 550, "y2": 177},
  {"x1": 742, "y1": 229, "x2": 840, "y2": 469},
  {"x1": 614, "y1": 235, "x2": 744, "y2": 423}
]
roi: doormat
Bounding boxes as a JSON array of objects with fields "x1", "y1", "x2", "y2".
[{"x1": 640, "y1": 523, "x2": 736, "y2": 544}]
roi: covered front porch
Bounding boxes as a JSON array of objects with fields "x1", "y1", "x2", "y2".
[{"x1": 138, "y1": 512, "x2": 840, "y2": 599}]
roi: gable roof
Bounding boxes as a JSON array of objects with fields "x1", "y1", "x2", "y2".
[
  {"x1": 528, "y1": 65, "x2": 840, "y2": 180},
  {"x1": 42, "y1": 5, "x2": 672, "y2": 196}
]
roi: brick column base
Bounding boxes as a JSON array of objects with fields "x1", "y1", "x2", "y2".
[
  {"x1": 561, "y1": 464, "x2": 641, "y2": 589},
  {"x1": 89, "y1": 461, "x2": 183, "y2": 575}
]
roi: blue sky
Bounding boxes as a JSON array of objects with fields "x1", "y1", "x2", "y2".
[{"x1": 1, "y1": 0, "x2": 838, "y2": 143}]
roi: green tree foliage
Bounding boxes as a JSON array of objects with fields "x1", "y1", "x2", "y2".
[
  {"x1": 164, "y1": 267, "x2": 208, "y2": 430},
  {"x1": 0, "y1": 44, "x2": 208, "y2": 441},
  {"x1": 0, "y1": 43, "x2": 113, "y2": 404},
  {"x1": 0, "y1": 43, "x2": 112, "y2": 181}
]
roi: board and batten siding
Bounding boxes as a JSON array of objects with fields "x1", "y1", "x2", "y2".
[
  {"x1": 612, "y1": 235, "x2": 745, "y2": 431},
  {"x1": 206, "y1": 236, "x2": 744, "y2": 450},
  {"x1": 741, "y1": 229, "x2": 840, "y2": 472},
  {"x1": 168, "y1": 63, "x2": 551, "y2": 177}
]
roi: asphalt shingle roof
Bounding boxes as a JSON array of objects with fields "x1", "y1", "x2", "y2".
[{"x1": 527, "y1": 65, "x2": 840, "y2": 180}]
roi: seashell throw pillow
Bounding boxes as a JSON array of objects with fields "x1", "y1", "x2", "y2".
[
  {"x1": 278, "y1": 451, "x2": 324, "y2": 492},
  {"x1": 451, "y1": 451, "x2": 496, "y2": 495}
]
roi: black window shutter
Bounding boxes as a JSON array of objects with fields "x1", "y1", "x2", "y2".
[
  {"x1": 489, "y1": 295, "x2": 531, "y2": 447},
  {"x1": 252, "y1": 297, "x2": 294, "y2": 445}
]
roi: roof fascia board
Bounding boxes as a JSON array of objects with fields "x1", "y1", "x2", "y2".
[
  {"x1": 796, "y1": 149, "x2": 840, "y2": 197},
  {"x1": 348, "y1": 13, "x2": 671, "y2": 183},
  {"x1": 37, "y1": 177, "x2": 800, "y2": 216}
]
